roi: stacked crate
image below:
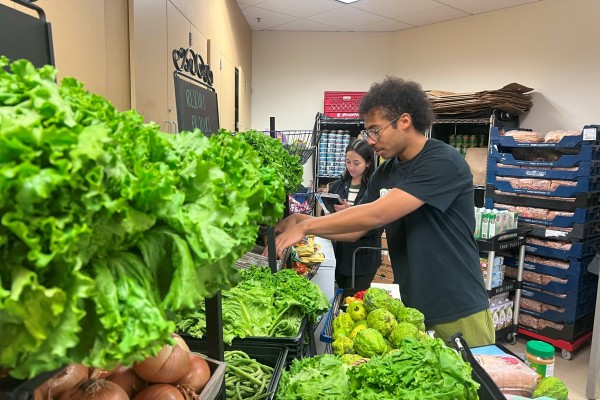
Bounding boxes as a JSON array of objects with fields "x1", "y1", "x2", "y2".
[{"x1": 485, "y1": 125, "x2": 600, "y2": 348}]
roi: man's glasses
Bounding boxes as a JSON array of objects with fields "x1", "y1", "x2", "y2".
[{"x1": 360, "y1": 116, "x2": 400, "y2": 142}]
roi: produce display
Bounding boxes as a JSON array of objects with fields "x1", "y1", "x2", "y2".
[
  {"x1": 224, "y1": 350, "x2": 274, "y2": 400},
  {"x1": 0, "y1": 58, "x2": 289, "y2": 379},
  {"x1": 176, "y1": 266, "x2": 330, "y2": 343},
  {"x1": 33, "y1": 333, "x2": 212, "y2": 400},
  {"x1": 331, "y1": 288, "x2": 429, "y2": 358},
  {"x1": 276, "y1": 339, "x2": 479, "y2": 399},
  {"x1": 238, "y1": 130, "x2": 303, "y2": 195}
]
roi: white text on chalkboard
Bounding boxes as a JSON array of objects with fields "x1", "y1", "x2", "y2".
[
  {"x1": 192, "y1": 115, "x2": 211, "y2": 132},
  {"x1": 186, "y1": 89, "x2": 206, "y2": 110}
]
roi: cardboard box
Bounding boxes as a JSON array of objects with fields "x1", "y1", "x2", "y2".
[{"x1": 373, "y1": 263, "x2": 394, "y2": 284}]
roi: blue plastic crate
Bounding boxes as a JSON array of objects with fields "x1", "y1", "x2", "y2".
[
  {"x1": 486, "y1": 189, "x2": 600, "y2": 212},
  {"x1": 489, "y1": 175, "x2": 600, "y2": 197},
  {"x1": 515, "y1": 267, "x2": 598, "y2": 294},
  {"x1": 490, "y1": 125, "x2": 600, "y2": 148},
  {"x1": 488, "y1": 143, "x2": 600, "y2": 168},
  {"x1": 487, "y1": 159, "x2": 600, "y2": 179},
  {"x1": 520, "y1": 283, "x2": 597, "y2": 309},
  {"x1": 519, "y1": 297, "x2": 596, "y2": 324},
  {"x1": 489, "y1": 200, "x2": 600, "y2": 228},
  {"x1": 525, "y1": 237, "x2": 600, "y2": 260},
  {"x1": 505, "y1": 255, "x2": 594, "y2": 279}
]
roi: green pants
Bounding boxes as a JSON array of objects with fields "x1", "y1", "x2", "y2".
[{"x1": 428, "y1": 309, "x2": 495, "y2": 348}]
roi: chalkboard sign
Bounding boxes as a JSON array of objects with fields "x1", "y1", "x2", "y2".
[
  {"x1": 173, "y1": 73, "x2": 219, "y2": 135},
  {"x1": 0, "y1": 3, "x2": 55, "y2": 68}
]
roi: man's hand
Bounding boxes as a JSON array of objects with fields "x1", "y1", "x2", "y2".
[{"x1": 275, "y1": 221, "x2": 307, "y2": 258}]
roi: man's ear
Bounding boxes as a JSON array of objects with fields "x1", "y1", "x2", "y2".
[{"x1": 398, "y1": 113, "x2": 412, "y2": 130}]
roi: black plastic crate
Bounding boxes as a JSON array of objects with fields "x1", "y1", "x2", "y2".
[
  {"x1": 181, "y1": 315, "x2": 311, "y2": 367},
  {"x1": 475, "y1": 227, "x2": 530, "y2": 252},
  {"x1": 185, "y1": 340, "x2": 287, "y2": 400},
  {"x1": 524, "y1": 221, "x2": 600, "y2": 241}
]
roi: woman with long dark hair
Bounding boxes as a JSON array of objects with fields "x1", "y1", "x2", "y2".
[{"x1": 326, "y1": 139, "x2": 382, "y2": 291}]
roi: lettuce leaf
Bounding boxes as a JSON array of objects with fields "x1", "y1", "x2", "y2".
[{"x1": 277, "y1": 354, "x2": 351, "y2": 400}]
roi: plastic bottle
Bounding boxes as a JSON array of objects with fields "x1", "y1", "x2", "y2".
[
  {"x1": 525, "y1": 340, "x2": 555, "y2": 379},
  {"x1": 505, "y1": 300, "x2": 513, "y2": 326}
]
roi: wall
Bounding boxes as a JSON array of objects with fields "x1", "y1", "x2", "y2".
[
  {"x1": 167, "y1": 0, "x2": 253, "y2": 131},
  {"x1": 251, "y1": 0, "x2": 600, "y2": 184},
  {"x1": 0, "y1": 0, "x2": 131, "y2": 111},
  {"x1": 0, "y1": 0, "x2": 252, "y2": 128}
]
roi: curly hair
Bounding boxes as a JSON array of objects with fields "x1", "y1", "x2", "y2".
[
  {"x1": 358, "y1": 76, "x2": 435, "y2": 133},
  {"x1": 342, "y1": 139, "x2": 375, "y2": 185}
]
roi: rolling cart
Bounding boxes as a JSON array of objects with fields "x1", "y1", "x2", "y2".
[{"x1": 476, "y1": 227, "x2": 531, "y2": 344}]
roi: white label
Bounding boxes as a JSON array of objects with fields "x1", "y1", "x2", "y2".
[
  {"x1": 583, "y1": 127, "x2": 597, "y2": 141},
  {"x1": 380, "y1": 188, "x2": 391, "y2": 198},
  {"x1": 545, "y1": 229, "x2": 567, "y2": 238},
  {"x1": 546, "y1": 362, "x2": 555, "y2": 377}
]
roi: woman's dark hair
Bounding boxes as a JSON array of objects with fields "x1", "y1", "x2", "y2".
[
  {"x1": 342, "y1": 139, "x2": 375, "y2": 185},
  {"x1": 358, "y1": 76, "x2": 435, "y2": 133}
]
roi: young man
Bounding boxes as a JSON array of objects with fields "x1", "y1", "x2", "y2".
[{"x1": 275, "y1": 76, "x2": 494, "y2": 346}]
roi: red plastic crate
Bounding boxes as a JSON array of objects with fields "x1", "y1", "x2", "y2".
[{"x1": 324, "y1": 91, "x2": 366, "y2": 119}]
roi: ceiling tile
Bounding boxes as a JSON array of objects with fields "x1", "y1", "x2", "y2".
[
  {"x1": 237, "y1": 0, "x2": 268, "y2": 7},
  {"x1": 353, "y1": 18, "x2": 415, "y2": 32},
  {"x1": 395, "y1": 5, "x2": 469, "y2": 26},
  {"x1": 308, "y1": 6, "x2": 388, "y2": 29},
  {"x1": 237, "y1": 1, "x2": 251, "y2": 10},
  {"x1": 273, "y1": 19, "x2": 347, "y2": 32},
  {"x1": 253, "y1": 0, "x2": 343, "y2": 18},
  {"x1": 350, "y1": 0, "x2": 441, "y2": 17},
  {"x1": 241, "y1": 6, "x2": 297, "y2": 30},
  {"x1": 435, "y1": 0, "x2": 539, "y2": 14}
]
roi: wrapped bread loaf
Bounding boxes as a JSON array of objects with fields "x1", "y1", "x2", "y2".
[
  {"x1": 503, "y1": 130, "x2": 544, "y2": 143},
  {"x1": 544, "y1": 130, "x2": 581, "y2": 143}
]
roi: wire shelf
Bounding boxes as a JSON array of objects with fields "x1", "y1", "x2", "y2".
[{"x1": 266, "y1": 130, "x2": 321, "y2": 164}]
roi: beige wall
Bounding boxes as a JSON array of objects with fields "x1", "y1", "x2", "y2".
[
  {"x1": 0, "y1": 0, "x2": 131, "y2": 111},
  {"x1": 0, "y1": 0, "x2": 252, "y2": 127},
  {"x1": 252, "y1": 0, "x2": 600, "y2": 134}
]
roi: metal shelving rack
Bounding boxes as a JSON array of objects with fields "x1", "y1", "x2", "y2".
[
  {"x1": 313, "y1": 113, "x2": 364, "y2": 190},
  {"x1": 476, "y1": 227, "x2": 531, "y2": 344}
]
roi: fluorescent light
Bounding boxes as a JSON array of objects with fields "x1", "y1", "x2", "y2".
[{"x1": 335, "y1": 0, "x2": 360, "y2": 4}]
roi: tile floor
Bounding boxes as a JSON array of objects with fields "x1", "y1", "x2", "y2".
[{"x1": 506, "y1": 336, "x2": 595, "y2": 400}]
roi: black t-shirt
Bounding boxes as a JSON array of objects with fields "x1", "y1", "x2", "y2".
[{"x1": 360, "y1": 139, "x2": 489, "y2": 325}]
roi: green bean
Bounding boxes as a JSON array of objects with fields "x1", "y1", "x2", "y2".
[{"x1": 224, "y1": 350, "x2": 274, "y2": 400}]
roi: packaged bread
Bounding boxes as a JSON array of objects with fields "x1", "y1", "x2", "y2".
[
  {"x1": 524, "y1": 255, "x2": 570, "y2": 269},
  {"x1": 519, "y1": 314, "x2": 564, "y2": 331},
  {"x1": 517, "y1": 178, "x2": 551, "y2": 191},
  {"x1": 549, "y1": 180, "x2": 577, "y2": 191},
  {"x1": 503, "y1": 130, "x2": 544, "y2": 143},
  {"x1": 473, "y1": 354, "x2": 539, "y2": 397},
  {"x1": 515, "y1": 206, "x2": 548, "y2": 220},
  {"x1": 544, "y1": 130, "x2": 581, "y2": 143},
  {"x1": 526, "y1": 237, "x2": 573, "y2": 250}
]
